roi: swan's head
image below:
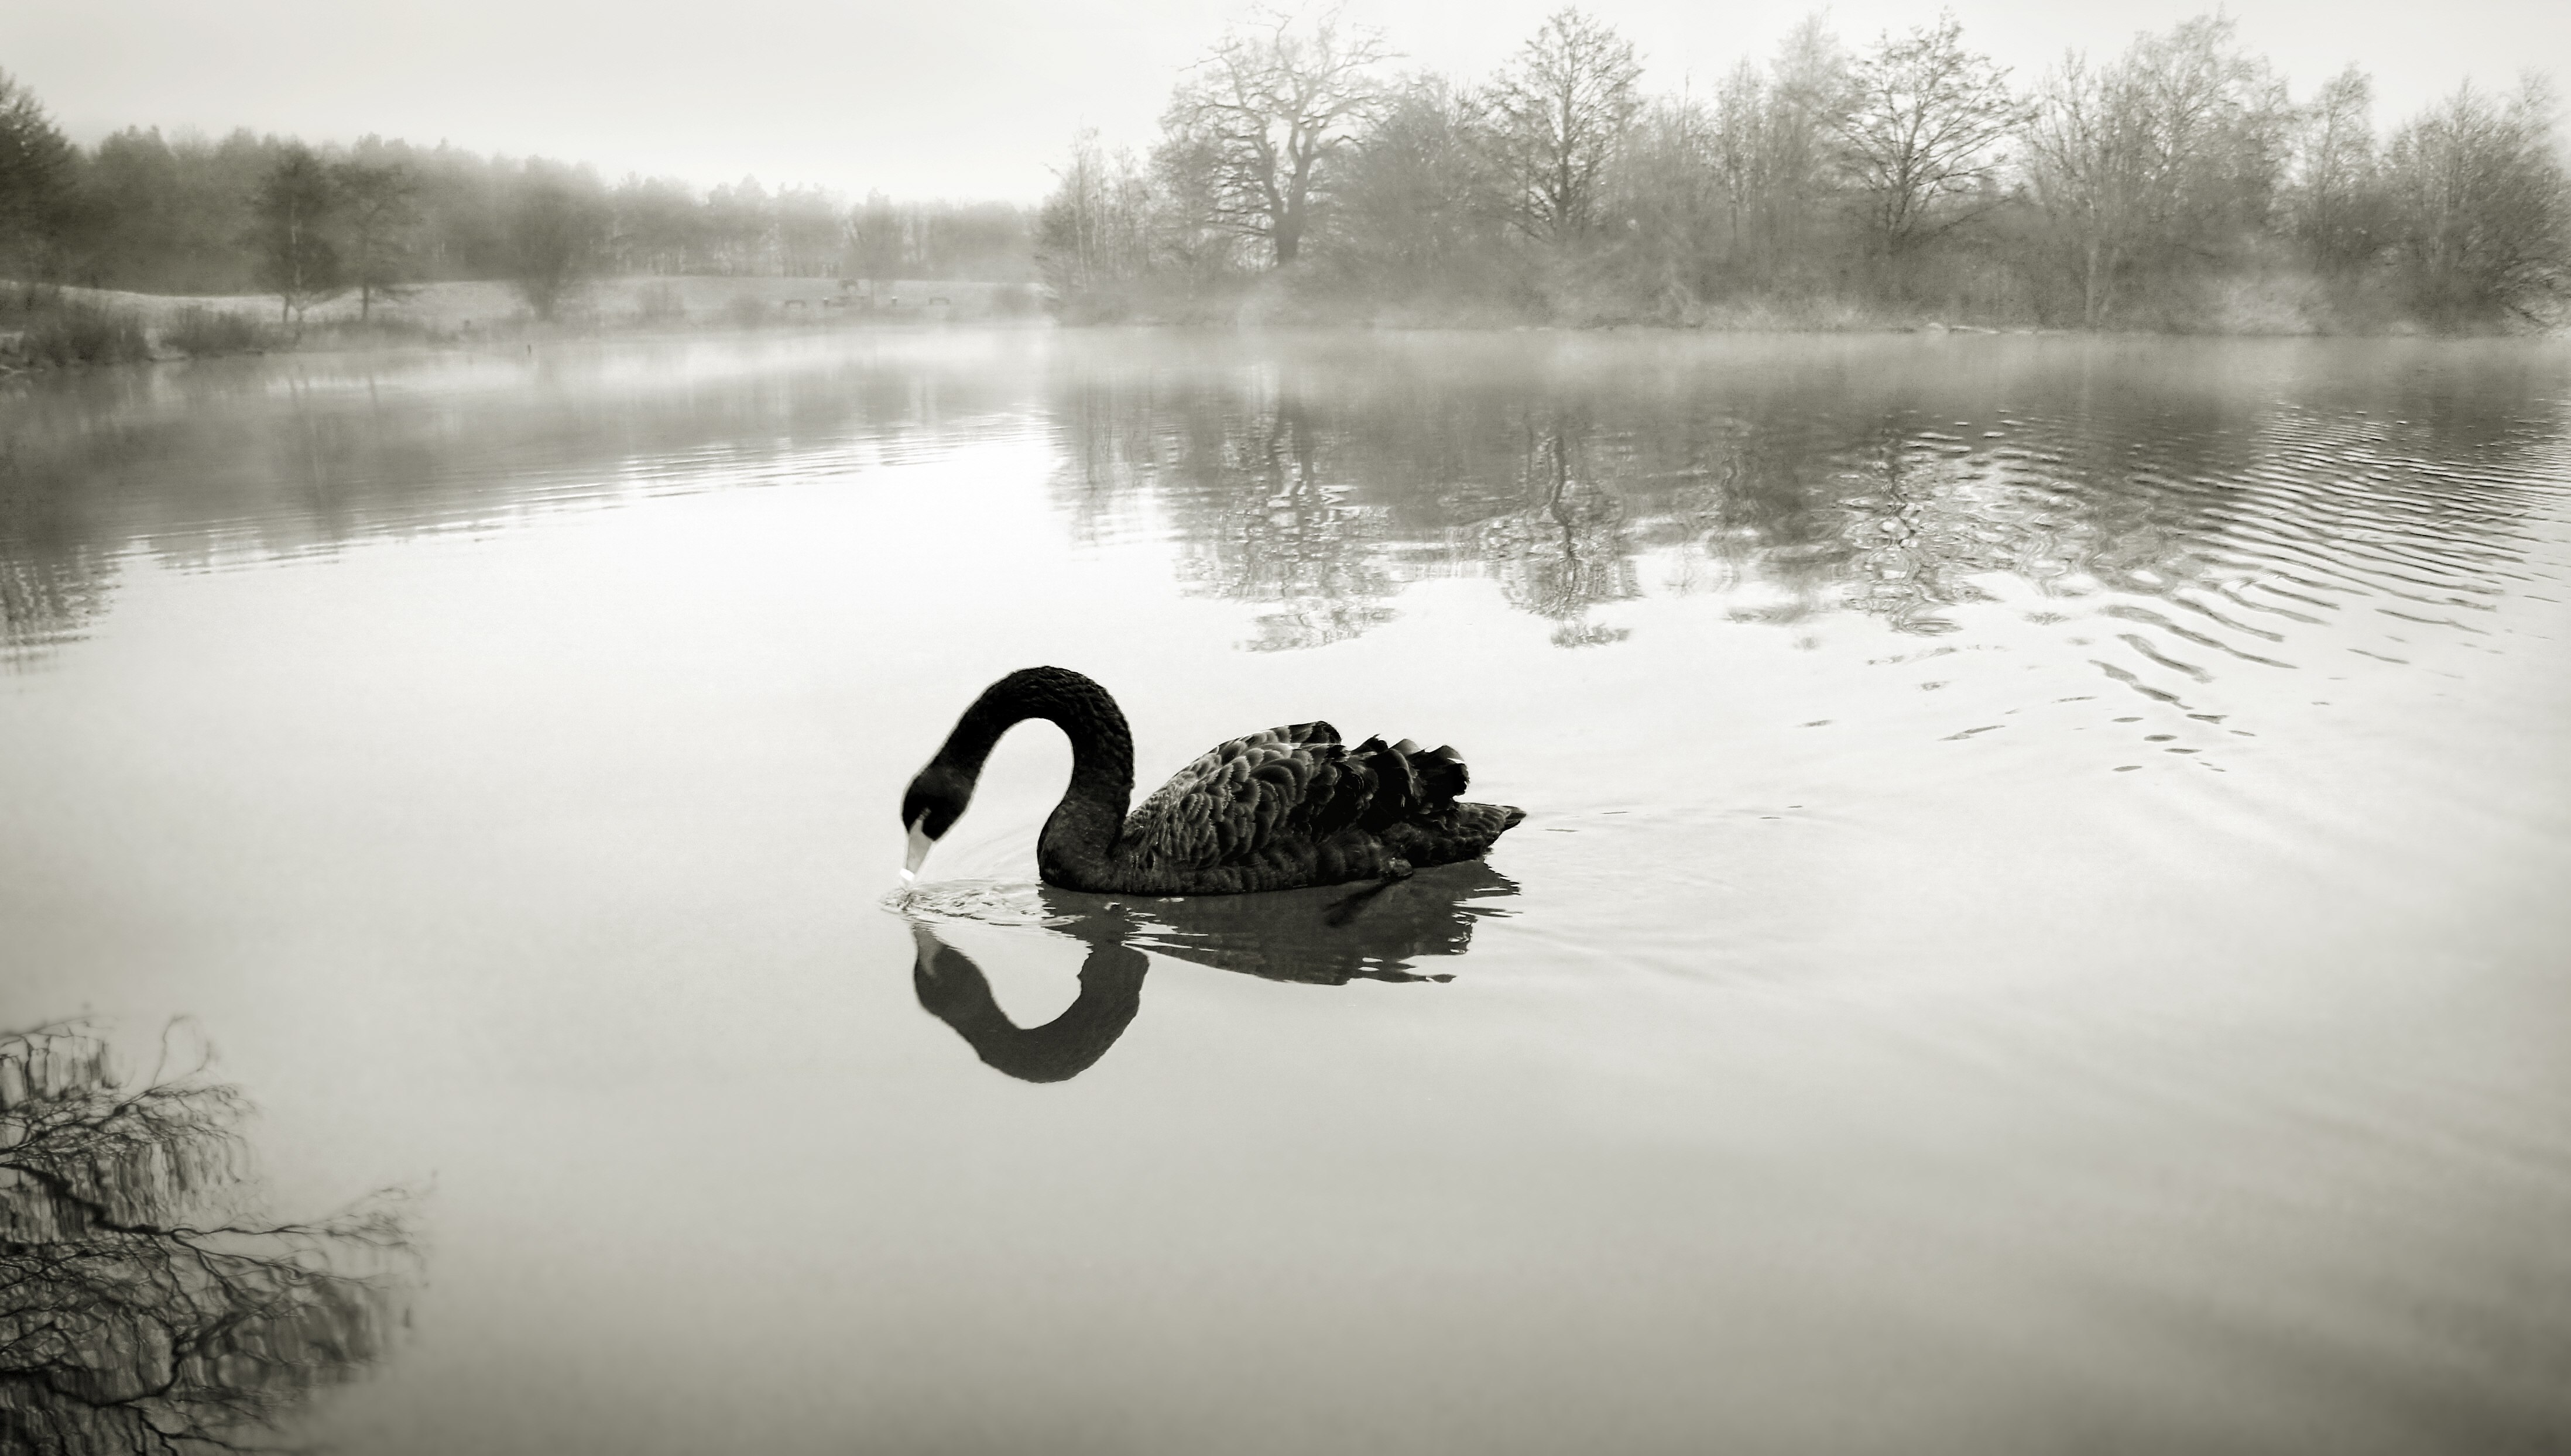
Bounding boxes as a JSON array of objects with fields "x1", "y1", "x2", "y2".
[{"x1": 899, "y1": 765, "x2": 971, "y2": 881}]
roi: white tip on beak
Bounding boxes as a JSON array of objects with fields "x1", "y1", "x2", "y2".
[{"x1": 903, "y1": 818, "x2": 933, "y2": 882}]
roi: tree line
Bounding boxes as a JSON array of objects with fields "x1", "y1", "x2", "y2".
[
  {"x1": 6, "y1": 8, "x2": 2566, "y2": 337},
  {"x1": 1036, "y1": 8, "x2": 2571, "y2": 330},
  {"x1": 0, "y1": 73, "x2": 1031, "y2": 324}
]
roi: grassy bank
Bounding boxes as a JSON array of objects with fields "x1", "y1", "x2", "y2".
[
  {"x1": 0, "y1": 276, "x2": 1044, "y2": 372},
  {"x1": 0, "y1": 271, "x2": 2529, "y2": 377},
  {"x1": 1047, "y1": 252, "x2": 2473, "y2": 336}
]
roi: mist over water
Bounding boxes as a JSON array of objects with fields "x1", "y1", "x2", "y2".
[{"x1": 4, "y1": 329, "x2": 2567, "y2": 1453}]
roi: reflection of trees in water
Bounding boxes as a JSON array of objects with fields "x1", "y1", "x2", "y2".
[
  {"x1": 1, "y1": 1024, "x2": 414, "y2": 1455},
  {"x1": 1478, "y1": 427, "x2": 1638, "y2": 647},
  {"x1": 903, "y1": 861, "x2": 1518, "y2": 1082},
  {"x1": 1688, "y1": 394, "x2": 2308, "y2": 638},
  {"x1": 1676, "y1": 416, "x2": 1850, "y2": 626},
  {"x1": 1050, "y1": 372, "x2": 1404, "y2": 651},
  {"x1": 0, "y1": 548, "x2": 118, "y2": 668},
  {"x1": 1051, "y1": 369, "x2": 1644, "y2": 650},
  {"x1": 1187, "y1": 399, "x2": 1401, "y2": 652},
  {"x1": 1047, "y1": 339, "x2": 2569, "y2": 661},
  {"x1": 1, "y1": 435, "x2": 122, "y2": 667},
  {"x1": 1825, "y1": 426, "x2": 2058, "y2": 636},
  {"x1": 0, "y1": 340, "x2": 1041, "y2": 664},
  {"x1": 13, "y1": 336, "x2": 2560, "y2": 664}
]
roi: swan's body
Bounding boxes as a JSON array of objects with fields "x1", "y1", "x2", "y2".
[{"x1": 901, "y1": 667, "x2": 1524, "y2": 895}]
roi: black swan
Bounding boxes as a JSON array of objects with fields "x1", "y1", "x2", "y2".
[{"x1": 900, "y1": 667, "x2": 1524, "y2": 894}]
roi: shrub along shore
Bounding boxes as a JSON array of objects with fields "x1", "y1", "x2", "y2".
[{"x1": 0, "y1": 277, "x2": 1037, "y2": 372}]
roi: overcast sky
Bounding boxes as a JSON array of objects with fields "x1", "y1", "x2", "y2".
[{"x1": 6, "y1": 0, "x2": 2565, "y2": 202}]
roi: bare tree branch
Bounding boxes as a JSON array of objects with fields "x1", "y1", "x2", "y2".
[{"x1": 1159, "y1": 6, "x2": 1392, "y2": 266}]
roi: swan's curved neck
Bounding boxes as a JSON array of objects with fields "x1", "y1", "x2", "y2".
[{"x1": 933, "y1": 667, "x2": 1135, "y2": 886}]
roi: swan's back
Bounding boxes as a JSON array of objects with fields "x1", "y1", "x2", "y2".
[{"x1": 1116, "y1": 722, "x2": 1522, "y2": 892}]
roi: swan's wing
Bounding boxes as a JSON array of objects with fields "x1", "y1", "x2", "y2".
[{"x1": 1120, "y1": 721, "x2": 1379, "y2": 870}]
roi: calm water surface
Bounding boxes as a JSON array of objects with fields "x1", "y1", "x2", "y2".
[{"x1": 4, "y1": 329, "x2": 2568, "y2": 1453}]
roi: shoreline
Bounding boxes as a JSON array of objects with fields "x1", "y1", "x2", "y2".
[{"x1": 4, "y1": 279, "x2": 2552, "y2": 380}]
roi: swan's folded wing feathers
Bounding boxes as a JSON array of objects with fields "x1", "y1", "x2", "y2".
[{"x1": 1122, "y1": 723, "x2": 1370, "y2": 871}]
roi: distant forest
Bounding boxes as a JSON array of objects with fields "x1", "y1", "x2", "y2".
[
  {"x1": 0, "y1": 77, "x2": 1030, "y2": 320},
  {"x1": 4, "y1": 4, "x2": 2569, "y2": 334},
  {"x1": 1037, "y1": 8, "x2": 2571, "y2": 331}
]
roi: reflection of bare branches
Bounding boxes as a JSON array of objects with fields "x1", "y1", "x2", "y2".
[
  {"x1": 1832, "y1": 428, "x2": 2102, "y2": 635},
  {"x1": 1, "y1": 1023, "x2": 415, "y2": 1456},
  {"x1": 0, "y1": 341, "x2": 1045, "y2": 660},
  {"x1": 1051, "y1": 376, "x2": 1408, "y2": 651},
  {"x1": 0, "y1": 548, "x2": 118, "y2": 669},
  {"x1": 2, "y1": 434, "x2": 122, "y2": 669},
  {"x1": 1180, "y1": 401, "x2": 1401, "y2": 651},
  {"x1": 1040, "y1": 340, "x2": 2565, "y2": 661},
  {"x1": 1680, "y1": 424, "x2": 1850, "y2": 625},
  {"x1": 1480, "y1": 430, "x2": 1637, "y2": 645}
]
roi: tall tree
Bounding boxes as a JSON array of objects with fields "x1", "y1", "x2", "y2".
[
  {"x1": 1035, "y1": 130, "x2": 1161, "y2": 308},
  {"x1": 2293, "y1": 66, "x2": 2384, "y2": 275},
  {"x1": 1610, "y1": 96, "x2": 1724, "y2": 303},
  {"x1": 1836, "y1": 15, "x2": 2026, "y2": 260},
  {"x1": 774, "y1": 185, "x2": 844, "y2": 277},
  {"x1": 1332, "y1": 76, "x2": 1507, "y2": 287},
  {"x1": 248, "y1": 143, "x2": 345, "y2": 328},
  {"x1": 1757, "y1": 18, "x2": 1854, "y2": 261},
  {"x1": 2382, "y1": 78, "x2": 2570, "y2": 325},
  {"x1": 504, "y1": 166, "x2": 608, "y2": 320},
  {"x1": 1704, "y1": 19, "x2": 1853, "y2": 282},
  {"x1": 609, "y1": 173, "x2": 704, "y2": 274},
  {"x1": 847, "y1": 190, "x2": 907, "y2": 301},
  {"x1": 1160, "y1": 7, "x2": 1390, "y2": 266},
  {"x1": 704, "y1": 176, "x2": 773, "y2": 274},
  {"x1": 0, "y1": 68, "x2": 74, "y2": 294},
  {"x1": 333, "y1": 158, "x2": 420, "y2": 320},
  {"x1": 2021, "y1": 16, "x2": 2284, "y2": 326},
  {"x1": 1486, "y1": 8, "x2": 1642, "y2": 240}
]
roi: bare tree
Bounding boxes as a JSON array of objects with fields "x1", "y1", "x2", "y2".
[
  {"x1": 1704, "y1": 19, "x2": 1853, "y2": 282},
  {"x1": 1035, "y1": 130, "x2": 1167, "y2": 312},
  {"x1": 771, "y1": 186, "x2": 843, "y2": 278},
  {"x1": 2292, "y1": 66, "x2": 2384, "y2": 274},
  {"x1": 1708, "y1": 58, "x2": 1768, "y2": 263},
  {"x1": 1609, "y1": 95, "x2": 1724, "y2": 305},
  {"x1": 2021, "y1": 16, "x2": 2283, "y2": 325},
  {"x1": 505, "y1": 166, "x2": 609, "y2": 321},
  {"x1": 1837, "y1": 15, "x2": 2027, "y2": 259},
  {"x1": 248, "y1": 144, "x2": 345, "y2": 329},
  {"x1": 2382, "y1": 77, "x2": 2570, "y2": 325},
  {"x1": 1160, "y1": 7, "x2": 1391, "y2": 266},
  {"x1": 1331, "y1": 75, "x2": 1506, "y2": 282},
  {"x1": 332, "y1": 160, "x2": 420, "y2": 321},
  {"x1": 846, "y1": 190, "x2": 906, "y2": 304},
  {"x1": 1486, "y1": 8, "x2": 1643, "y2": 240}
]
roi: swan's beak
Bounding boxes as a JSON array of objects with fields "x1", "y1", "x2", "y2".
[{"x1": 902, "y1": 818, "x2": 933, "y2": 882}]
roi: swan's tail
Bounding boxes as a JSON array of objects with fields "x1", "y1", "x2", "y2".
[
  {"x1": 1347, "y1": 737, "x2": 1520, "y2": 866},
  {"x1": 1397, "y1": 740, "x2": 1470, "y2": 804},
  {"x1": 1381, "y1": 799, "x2": 1523, "y2": 867}
]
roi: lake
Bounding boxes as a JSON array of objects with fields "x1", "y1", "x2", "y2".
[{"x1": 4, "y1": 328, "x2": 2567, "y2": 1454}]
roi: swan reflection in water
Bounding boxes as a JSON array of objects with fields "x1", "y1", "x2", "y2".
[
  {"x1": 899, "y1": 862, "x2": 1520, "y2": 1083},
  {"x1": 0, "y1": 1022, "x2": 414, "y2": 1456}
]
